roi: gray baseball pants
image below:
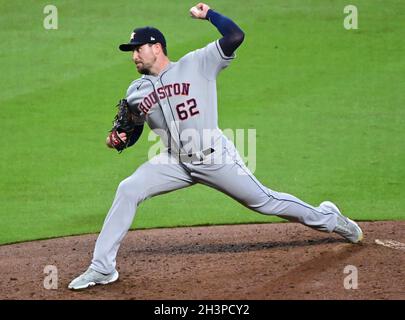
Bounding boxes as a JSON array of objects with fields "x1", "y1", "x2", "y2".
[{"x1": 91, "y1": 136, "x2": 337, "y2": 274}]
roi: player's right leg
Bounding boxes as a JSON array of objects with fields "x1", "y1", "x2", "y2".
[
  {"x1": 68, "y1": 152, "x2": 193, "y2": 290},
  {"x1": 190, "y1": 138, "x2": 363, "y2": 244}
]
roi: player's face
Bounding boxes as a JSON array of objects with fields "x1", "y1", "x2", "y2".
[{"x1": 132, "y1": 44, "x2": 157, "y2": 75}]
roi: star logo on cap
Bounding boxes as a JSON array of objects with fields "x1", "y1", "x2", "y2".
[
  {"x1": 151, "y1": 37, "x2": 155, "y2": 41},
  {"x1": 130, "y1": 32, "x2": 136, "y2": 41}
]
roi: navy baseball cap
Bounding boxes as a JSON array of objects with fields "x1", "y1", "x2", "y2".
[{"x1": 119, "y1": 26, "x2": 166, "y2": 51}]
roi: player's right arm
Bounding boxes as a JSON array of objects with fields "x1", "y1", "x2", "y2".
[
  {"x1": 189, "y1": 3, "x2": 245, "y2": 80},
  {"x1": 190, "y1": 3, "x2": 245, "y2": 56}
]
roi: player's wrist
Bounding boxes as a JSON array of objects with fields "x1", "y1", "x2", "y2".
[{"x1": 206, "y1": 8, "x2": 215, "y2": 20}]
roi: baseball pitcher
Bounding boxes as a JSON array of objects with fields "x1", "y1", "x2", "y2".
[{"x1": 68, "y1": 3, "x2": 363, "y2": 290}]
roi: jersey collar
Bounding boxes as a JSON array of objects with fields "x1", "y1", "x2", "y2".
[{"x1": 142, "y1": 61, "x2": 175, "y2": 80}]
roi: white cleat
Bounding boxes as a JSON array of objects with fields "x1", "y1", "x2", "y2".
[
  {"x1": 320, "y1": 201, "x2": 363, "y2": 244},
  {"x1": 68, "y1": 267, "x2": 119, "y2": 290}
]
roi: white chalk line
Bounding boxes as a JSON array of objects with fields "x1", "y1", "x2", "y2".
[{"x1": 375, "y1": 239, "x2": 405, "y2": 251}]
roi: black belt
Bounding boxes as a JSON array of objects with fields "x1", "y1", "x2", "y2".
[{"x1": 169, "y1": 148, "x2": 215, "y2": 162}]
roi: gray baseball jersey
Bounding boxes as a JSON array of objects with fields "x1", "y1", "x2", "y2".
[
  {"x1": 90, "y1": 40, "x2": 339, "y2": 274},
  {"x1": 125, "y1": 40, "x2": 230, "y2": 156}
]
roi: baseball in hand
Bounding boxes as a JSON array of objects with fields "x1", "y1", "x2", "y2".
[{"x1": 189, "y1": 6, "x2": 202, "y2": 18}]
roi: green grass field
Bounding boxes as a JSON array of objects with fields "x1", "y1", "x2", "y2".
[{"x1": 1, "y1": 0, "x2": 404, "y2": 245}]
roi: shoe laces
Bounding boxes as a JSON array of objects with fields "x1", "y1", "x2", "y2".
[{"x1": 334, "y1": 215, "x2": 353, "y2": 235}]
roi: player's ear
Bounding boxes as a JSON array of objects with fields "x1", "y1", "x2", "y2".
[
  {"x1": 151, "y1": 43, "x2": 161, "y2": 55},
  {"x1": 153, "y1": 43, "x2": 167, "y2": 56}
]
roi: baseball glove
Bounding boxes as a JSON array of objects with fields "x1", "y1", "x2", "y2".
[{"x1": 109, "y1": 99, "x2": 142, "y2": 153}]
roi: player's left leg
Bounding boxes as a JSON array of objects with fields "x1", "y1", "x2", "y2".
[{"x1": 90, "y1": 151, "x2": 194, "y2": 275}]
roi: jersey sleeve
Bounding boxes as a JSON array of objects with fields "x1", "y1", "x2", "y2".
[
  {"x1": 125, "y1": 79, "x2": 146, "y2": 124},
  {"x1": 193, "y1": 40, "x2": 235, "y2": 80}
]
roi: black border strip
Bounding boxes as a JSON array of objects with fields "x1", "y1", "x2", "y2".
[
  {"x1": 159, "y1": 69, "x2": 185, "y2": 158},
  {"x1": 142, "y1": 77, "x2": 175, "y2": 153},
  {"x1": 215, "y1": 40, "x2": 235, "y2": 61}
]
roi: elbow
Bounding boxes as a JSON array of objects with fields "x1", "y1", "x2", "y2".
[
  {"x1": 232, "y1": 30, "x2": 245, "y2": 48},
  {"x1": 237, "y1": 30, "x2": 245, "y2": 44}
]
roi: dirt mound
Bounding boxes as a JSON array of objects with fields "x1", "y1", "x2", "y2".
[{"x1": 0, "y1": 221, "x2": 403, "y2": 300}]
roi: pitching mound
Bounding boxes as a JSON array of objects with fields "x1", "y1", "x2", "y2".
[{"x1": 0, "y1": 221, "x2": 403, "y2": 300}]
